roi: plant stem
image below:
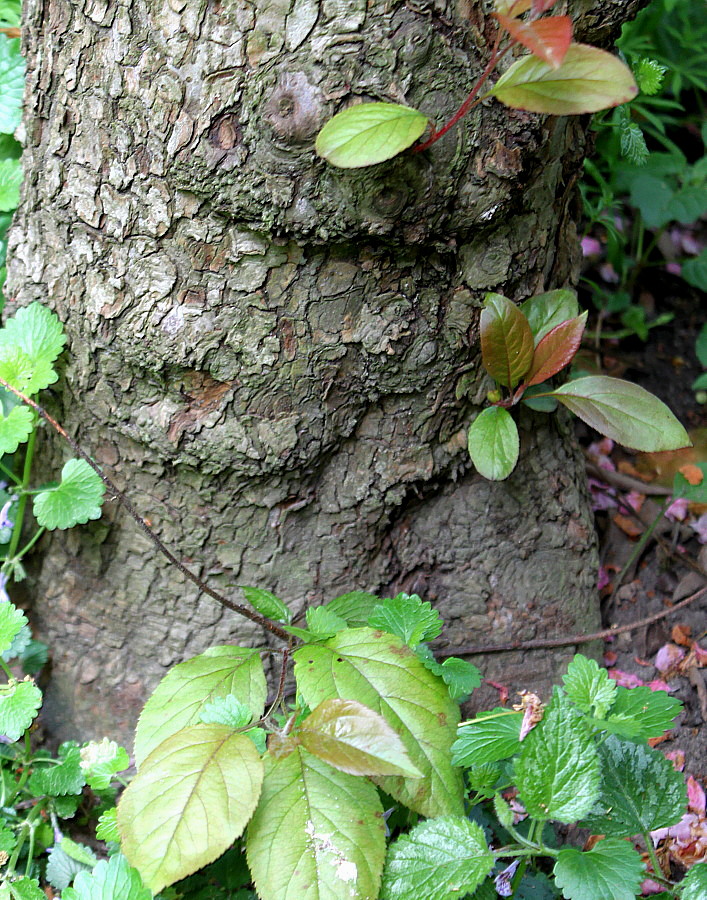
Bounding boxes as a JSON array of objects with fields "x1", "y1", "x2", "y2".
[
  {"x1": 614, "y1": 499, "x2": 667, "y2": 592},
  {"x1": 5, "y1": 418, "x2": 38, "y2": 563},
  {"x1": 0, "y1": 459, "x2": 21, "y2": 486},
  {"x1": 14, "y1": 526, "x2": 46, "y2": 561},
  {"x1": 0, "y1": 657, "x2": 13, "y2": 679}
]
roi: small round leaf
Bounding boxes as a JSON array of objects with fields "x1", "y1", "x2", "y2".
[
  {"x1": 468, "y1": 407, "x2": 519, "y2": 481},
  {"x1": 315, "y1": 102, "x2": 428, "y2": 168}
]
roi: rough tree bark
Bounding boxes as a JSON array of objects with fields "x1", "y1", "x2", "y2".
[{"x1": 7, "y1": 0, "x2": 645, "y2": 746}]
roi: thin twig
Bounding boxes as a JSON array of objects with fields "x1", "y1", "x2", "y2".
[
  {"x1": 585, "y1": 461, "x2": 672, "y2": 497},
  {"x1": 0, "y1": 376, "x2": 291, "y2": 643},
  {"x1": 440, "y1": 585, "x2": 707, "y2": 657}
]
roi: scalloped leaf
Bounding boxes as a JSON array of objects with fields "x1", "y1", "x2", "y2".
[
  {"x1": 32, "y1": 458, "x2": 105, "y2": 530},
  {"x1": 515, "y1": 690, "x2": 600, "y2": 823},
  {"x1": 0, "y1": 35, "x2": 24, "y2": 135},
  {"x1": 316, "y1": 102, "x2": 428, "y2": 168},
  {"x1": 298, "y1": 699, "x2": 423, "y2": 777},
  {"x1": 0, "y1": 404, "x2": 34, "y2": 453},
  {"x1": 524, "y1": 312, "x2": 587, "y2": 387},
  {"x1": 553, "y1": 839, "x2": 645, "y2": 900},
  {"x1": 0, "y1": 877, "x2": 46, "y2": 900},
  {"x1": 0, "y1": 302, "x2": 66, "y2": 366},
  {"x1": 495, "y1": 14, "x2": 572, "y2": 69},
  {"x1": 480, "y1": 293, "x2": 534, "y2": 387},
  {"x1": 0, "y1": 600, "x2": 27, "y2": 655},
  {"x1": 549, "y1": 376, "x2": 691, "y2": 451},
  {"x1": 95, "y1": 808, "x2": 120, "y2": 844},
  {"x1": 62, "y1": 853, "x2": 152, "y2": 900},
  {"x1": 606, "y1": 685, "x2": 682, "y2": 741},
  {"x1": 562, "y1": 654, "x2": 616, "y2": 718},
  {"x1": 118, "y1": 725, "x2": 263, "y2": 894},
  {"x1": 452, "y1": 708, "x2": 523, "y2": 766},
  {"x1": 489, "y1": 44, "x2": 638, "y2": 115},
  {"x1": 468, "y1": 406, "x2": 520, "y2": 481},
  {"x1": 367, "y1": 592, "x2": 442, "y2": 648},
  {"x1": 0, "y1": 677, "x2": 42, "y2": 741},
  {"x1": 28, "y1": 746, "x2": 85, "y2": 797},
  {"x1": 293, "y1": 627, "x2": 464, "y2": 817},
  {"x1": 380, "y1": 816, "x2": 494, "y2": 900},
  {"x1": 246, "y1": 747, "x2": 386, "y2": 900},
  {"x1": 134, "y1": 645, "x2": 266, "y2": 767},
  {"x1": 0, "y1": 347, "x2": 58, "y2": 395}
]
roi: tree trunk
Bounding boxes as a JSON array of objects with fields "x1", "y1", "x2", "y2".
[{"x1": 7, "y1": 0, "x2": 645, "y2": 746}]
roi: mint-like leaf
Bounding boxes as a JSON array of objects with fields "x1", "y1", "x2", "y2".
[
  {"x1": 515, "y1": 689, "x2": 600, "y2": 823},
  {"x1": 0, "y1": 404, "x2": 33, "y2": 453},
  {"x1": 29, "y1": 745, "x2": 86, "y2": 797},
  {"x1": 554, "y1": 838, "x2": 644, "y2": 900},
  {"x1": 0, "y1": 35, "x2": 24, "y2": 135},
  {"x1": 380, "y1": 815, "x2": 494, "y2": 900},
  {"x1": 0, "y1": 820, "x2": 17, "y2": 852},
  {"x1": 20, "y1": 639, "x2": 49, "y2": 676},
  {"x1": 0, "y1": 302, "x2": 66, "y2": 366},
  {"x1": 0, "y1": 600, "x2": 27, "y2": 655},
  {"x1": 416, "y1": 646, "x2": 481, "y2": 699},
  {"x1": 0, "y1": 157, "x2": 21, "y2": 211},
  {"x1": 563, "y1": 654, "x2": 616, "y2": 717},
  {"x1": 62, "y1": 853, "x2": 152, "y2": 900},
  {"x1": 681, "y1": 862, "x2": 707, "y2": 900},
  {"x1": 79, "y1": 738, "x2": 130, "y2": 790},
  {"x1": 606, "y1": 685, "x2": 682, "y2": 741},
  {"x1": 46, "y1": 842, "x2": 97, "y2": 891},
  {"x1": 305, "y1": 605, "x2": 347, "y2": 636},
  {"x1": 33, "y1": 458, "x2": 105, "y2": 530},
  {"x1": 199, "y1": 694, "x2": 253, "y2": 729},
  {"x1": 367, "y1": 593, "x2": 443, "y2": 648},
  {"x1": 452, "y1": 708, "x2": 523, "y2": 767},
  {"x1": 95, "y1": 807, "x2": 120, "y2": 843},
  {"x1": 0, "y1": 876, "x2": 46, "y2": 900},
  {"x1": 321, "y1": 590, "x2": 381, "y2": 627},
  {"x1": 0, "y1": 347, "x2": 58, "y2": 395},
  {"x1": 580, "y1": 736, "x2": 686, "y2": 837},
  {"x1": 0, "y1": 677, "x2": 42, "y2": 741},
  {"x1": 2, "y1": 622, "x2": 31, "y2": 662}
]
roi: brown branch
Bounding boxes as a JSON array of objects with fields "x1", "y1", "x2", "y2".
[
  {"x1": 585, "y1": 461, "x2": 672, "y2": 497},
  {"x1": 441, "y1": 585, "x2": 707, "y2": 658},
  {"x1": 0, "y1": 377, "x2": 292, "y2": 643}
]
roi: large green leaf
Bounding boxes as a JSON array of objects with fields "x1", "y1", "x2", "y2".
[
  {"x1": 315, "y1": 102, "x2": 428, "y2": 168},
  {"x1": 293, "y1": 627, "x2": 464, "y2": 817},
  {"x1": 33, "y1": 459, "x2": 106, "y2": 530},
  {"x1": 246, "y1": 747, "x2": 386, "y2": 900},
  {"x1": 118, "y1": 725, "x2": 263, "y2": 894},
  {"x1": 549, "y1": 376, "x2": 690, "y2": 451},
  {"x1": 603, "y1": 685, "x2": 682, "y2": 742},
  {"x1": 480, "y1": 293, "x2": 534, "y2": 388},
  {"x1": 0, "y1": 302, "x2": 66, "y2": 366},
  {"x1": 452, "y1": 708, "x2": 523, "y2": 767},
  {"x1": 298, "y1": 699, "x2": 423, "y2": 777},
  {"x1": 62, "y1": 852, "x2": 153, "y2": 900},
  {"x1": 0, "y1": 35, "x2": 24, "y2": 135},
  {"x1": 468, "y1": 406, "x2": 519, "y2": 481},
  {"x1": 580, "y1": 736, "x2": 686, "y2": 837},
  {"x1": 134, "y1": 645, "x2": 267, "y2": 767},
  {"x1": 489, "y1": 44, "x2": 637, "y2": 115},
  {"x1": 515, "y1": 690, "x2": 600, "y2": 823},
  {"x1": 380, "y1": 816, "x2": 494, "y2": 900},
  {"x1": 553, "y1": 839, "x2": 644, "y2": 900},
  {"x1": 367, "y1": 593, "x2": 443, "y2": 648},
  {"x1": 521, "y1": 289, "x2": 579, "y2": 345}
]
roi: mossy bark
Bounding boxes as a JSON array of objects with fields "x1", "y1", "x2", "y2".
[{"x1": 7, "y1": 0, "x2": 645, "y2": 745}]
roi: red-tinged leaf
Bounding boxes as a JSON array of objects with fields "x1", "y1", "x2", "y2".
[
  {"x1": 495, "y1": 15, "x2": 572, "y2": 69},
  {"x1": 480, "y1": 293, "x2": 534, "y2": 388},
  {"x1": 532, "y1": 0, "x2": 560, "y2": 13},
  {"x1": 525, "y1": 311, "x2": 587, "y2": 387},
  {"x1": 495, "y1": 0, "x2": 532, "y2": 17},
  {"x1": 489, "y1": 43, "x2": 638, "y2": 115}
]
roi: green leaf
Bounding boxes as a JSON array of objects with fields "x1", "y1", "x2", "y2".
[
  {"x1": 549, "y1": 376, "x2": 691, "y2": 451},
  {"x1": 696, "y1": 323, "x2": 707, "y2": 368},
  {"x1": 673, "y1": 464, "x2": 707, "y2": 504},
  {"x1": 0, "y1": 821, "x2": 17, "y2": 853},
  {"x1": 515, "y1": 690, "x2": 600, "y2": 823},
  {"x1": 321, "y1": 590, "x2": 381, "y2": 627},
  {"x1": 634, "y1": 58, "x2": 666, "y2": 95},
  {"x1": 620, "y1": 122, "x2": 649, "y2": 166},
  {"x1": 0, "y1": 404, "x2": 33, "y2": 454},
  {"x1": 494, "y1": 793, "x2": 514, "y2": 829},
  {"x1": 521, "y1": 289, "x2": 579, "y2": 344},
  {"x1": 79, "y1": 738, "x2": 130, "y2": 790},
  {"x1": 416, "y1": 649, "x2": 481, "y2": 700},
  {"x1": 553, "y1": 838, "x2": 644, "y2": 900},
  {"x1": 562, "y1": 654, "x2": 616, "y2": 718},
  {"x1": 298, "y1": 698, "x2": 423, "y2": 777},
  {"x1": 367, "y1": 592, "x2": 443, "y2": 648},
  {"x1": 489, "y1": 43, "x2": 637, "y2": 115},
  {"x1": 521, "y1": 383, "x2": 558, "y2": 412},
  {"x1": 0, "y1": 157, "x2": 20, "y2": 211},
  {"x1": 28, "y1": 746, "x2": 86, "y2": 797},
  {"x1": 246, "y1": 747, "x2": 386, "y2": 900},
  {"x1": 0, "y1": 347, "x2": 58, "y2": 395},
  {"x1": 0, "y1": 877, "x2": 46, "y2": 900},
  {"x1": 62, "y1": 853, "x2": 152, "y2": 900},
  {"x1": 468, "y1": 406, "x2": 520, "y2": 481},
  {"x1": 61, "y1": 838, "x2": 100, "y2": 868},
  {"x1": 524, "y1": 312, "x2": 587, "y2": 387},
  {"x1": 480, "y1": 293, "x2": 534, "y2": 387},
  {"x1": 199, "y1": 694, "x2": 254, "y2": 728},
  {"x1": 0, "y1": 35, "x2": 24, "y2": 135},
  {"x1": 96, "y1": 807, "x2": 120, "y2": 843},
  {"x1": 580, "y1": 736, "x2": 686, "y2": 837},
  {"x1": 0, "y1": 302, "x2": 66, "y2": 366},
  {"x1": 33, "y1": 458, "x2": 106, "y2": 530},
  {"x1": 118, "y1": 725, "x2": 263, "y2": 894},
  {"x1": 20, "y1": 639, "x2": 48, "y2": 676},
  {"x1": 683, "y1": 248, "x2": 707, "y2": 292},
  {"x1": 452, "y1": 708, "x2": 523, "y2": 766},
  {"x1": 240, "y1": 585, "x2": 292, "y2": 624},
  {"x1": 305, "y1": 605, "x2": 347, "y2": 636},
  {"x1": 293, "y1": 627, "x2": 464, "y2": 817},
  {"x1": 134, "y1": 645, "x2": 267, "y2": 767},
  {"x1": 46, "y1": 843, "x2": 96, "y2": 891},
  {"x1": 381, "y1": 816, "x2": 493, "y2": 900},
  {"x1": 0, "y1": 677, "x2": 42, "y2": 741},
  {"x1": 315, "y1": 102, "x2": 428, "y2": 168},
  {"x1": 606, "y1": 685, "x2": 682, "y2": 741},
  {"x1": 0, "y1": 600, "x2": 27, "y2": 655},
  {"x1": 681, "y1": 863, "x2": 707, "y2": 900}
]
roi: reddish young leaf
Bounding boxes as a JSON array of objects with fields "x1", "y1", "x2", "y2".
[
  {"x1": 495, "y1": 14, "x2": 572, "y2": 69},
  {"x1": 480, "y1": 294, "x2": 535, "y2": 388},
  {"x1": 532, "y1": 0, "x2": 560, "y2": 14},
  {"x1": 495, "y1": 0, "x2": 531, "y2": 17},
  {"x1": 524, "y1": 311, "x2": 587, "y2": 387}
]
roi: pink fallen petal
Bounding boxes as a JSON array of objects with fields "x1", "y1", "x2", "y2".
[
  {"x1": 665, "y1": 750, "x2": 685, "y2": 771},
  {"x1": 693, "y1": 644, "x2": 707, "y2": 666},
  {"x1": 655, "y1": 643, "x2": 686, "y2": 674},
  {"x1": 608, "y1": 669, "x2": 644, "y2": 688},
  {"x1": 640, "y1": 878, "x2": 665, "y2": 894},
  {"x1": 687, "y1": 776, "x2": 706, "y2": 816},
  {"x1": 665, "y1": 497, "x2": 689, "y2": 522},
  {"x1": 597, "y1": 566, "x2": 611, "y2": 591},
  {"x1": 647, "y1": 679, "x2": 673, "y2": 693},
  {"x1": 626, "y1": 490, "x2": 645, "y2": 512}
]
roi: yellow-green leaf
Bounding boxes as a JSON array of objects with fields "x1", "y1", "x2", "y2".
[{"x1": 315, "y1": 102, "x2": 428, "y2": 168}]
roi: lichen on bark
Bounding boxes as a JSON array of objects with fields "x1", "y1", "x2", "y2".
[{"x1": 6, "y1": 0, "x2": 644, "y2": 744}]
